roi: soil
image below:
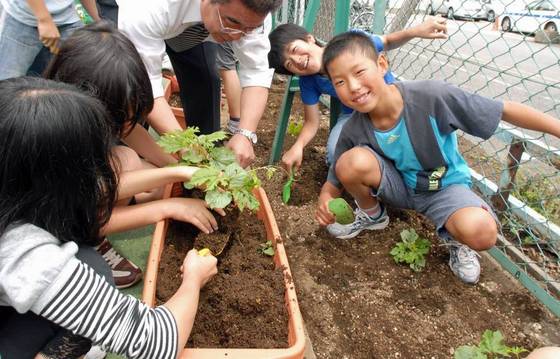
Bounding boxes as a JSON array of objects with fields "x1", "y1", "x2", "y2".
[
  {"x1": 156, "y1": 198, "x2": 289, "y2": 348},
  {"x1": 160, "y1": 78, "x2": 560, "y2": 357}
]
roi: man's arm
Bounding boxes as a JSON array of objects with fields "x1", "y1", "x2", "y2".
[
  {"x1": 382, "y1": 16, "x2": 447, "y2": 51},
  {"x1": 26, "y1": 0, "x2": 59, "y2": 53},
  {"x1": 227, "y1": 86, "x2": 268, "y2": 168},
  {"x1": 502, "y1": 101, "x2": 560, "y2": 138},
  {"x1": 148, "y1": 97, "x2": 184, "y2": 134}
]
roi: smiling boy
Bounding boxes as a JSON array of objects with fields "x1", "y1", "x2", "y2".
[
  {"x1": 267, "y1": 18, "x2": 448, "y2": 171},
  {"x1": 316, "y1": 31, "x2": 560, "y2": 284}
]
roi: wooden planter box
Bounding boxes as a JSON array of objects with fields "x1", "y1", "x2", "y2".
[
  {"x1": 163, "y1": 75, "x2": 186, "y2": 129},
  {"x1": 142, "y1": 183, "x2": 306, "y2": 359}
]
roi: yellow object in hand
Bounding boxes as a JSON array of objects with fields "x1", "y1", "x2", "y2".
[{"x1": 198, "y1": 248, "x2": 212, "y2": 256}]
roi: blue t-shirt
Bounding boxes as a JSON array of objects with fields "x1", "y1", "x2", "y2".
[
  {"x1": 327, "y1": 80, "x2": 504, "y2": 191},
  {"x1": 299, "y1": 32, "x2": 396, "y2": 114}
]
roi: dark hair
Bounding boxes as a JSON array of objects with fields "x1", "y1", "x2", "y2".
[
  {"x1": 0, "y1": 77, "x2": 118, "y2": 246},
  {"x1": 268, "y1": 23, "x2": 312, "y2": 75},
  {"x1": 45, "y1": 21, "x2": 153, "y2": 139},
  {"x1": 211, "y1": 0, "x2": 282, "y2": 15},
  {"x1": 322, "y1": 30, "x2": 379, "y2": 79}
]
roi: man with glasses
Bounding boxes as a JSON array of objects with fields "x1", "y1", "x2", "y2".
[{"x1": 118, "y1": 0, "x2": 282, "y2": 168}]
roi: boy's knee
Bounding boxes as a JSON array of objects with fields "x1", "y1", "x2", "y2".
[
  {"x1": 448, "y1": 208, "x2": 497, "y2": 251},
  {"x1": 335, "y1": 147, "x2": 378, "y2": 182}
]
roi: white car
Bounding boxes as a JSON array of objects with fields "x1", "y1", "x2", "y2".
[
  {"x1": 428, "y1": 0, "x2": 497, "y2": 21},
  {"x1": 500, "y1": 0, "x2": 559, "y2": 34}
]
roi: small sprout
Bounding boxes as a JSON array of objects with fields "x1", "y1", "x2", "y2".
[
  {"x1": 287, "y1": 117, "x2": 303, "y2": 137},
  {"x1": 328, "y1": 198, "x2": 355, "y2": 224},
  {"x1": 454, "y1": 330, "x2": 528, "y2": 359},
  {"x1": 282, "y1": 170, "x2": 295, "y2": 204},
  {"x1": 390, "y1": 229, "x2": 430, "y2": 272},
  {"x1": 258, "y1": 240, "x2": 275, "y2": 257}
]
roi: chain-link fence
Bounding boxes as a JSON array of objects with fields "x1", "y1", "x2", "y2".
[{"x1": 273, "y1": 0, "x2": 560, "y2": 315}]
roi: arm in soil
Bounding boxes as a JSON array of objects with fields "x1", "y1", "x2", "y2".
[
  {"x1": 282, "y1": 103, "x2": 321, "y2": 170},
  {"x1": 116, "y1": 166, "x2": 198, "y2": 200},
  {"x1": 502, "y1": 100, "x2": 560, "y2": 138},
  {"x1": 122, "y1": 125, "x2": 178, "y2": 168},
  {"x1": 148, "y1": 97, "x2": 183, "y2": 134}
]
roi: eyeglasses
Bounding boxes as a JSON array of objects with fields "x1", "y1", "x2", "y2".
[{"x1": 216, "y1": 7, "x2": 264, "y2": 36}]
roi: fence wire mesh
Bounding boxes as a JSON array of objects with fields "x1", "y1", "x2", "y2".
[{"x1": 274, "y1": 0, "x2": 560, "y2": 312}]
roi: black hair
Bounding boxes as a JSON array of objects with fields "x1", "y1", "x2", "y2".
[
  {"x1": 0, "y1": 77, "x2": 118, "y2": 246},
  {"x1": 268, "y1": 23, "x2": 313, "y2": 75},
  {"x1": 211, "y1": 0, "x2": 282, "y2": 16},
  {"x1": 322, "y1": 30, "x2": 379, "y2": 79},
  {"x1": 45, "y1": 21, "x2": 153, "y2": 139}
]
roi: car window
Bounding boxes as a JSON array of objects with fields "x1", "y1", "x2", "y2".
[{"x1": 528, "y1": 0, "x2": 558, "y2": 10}]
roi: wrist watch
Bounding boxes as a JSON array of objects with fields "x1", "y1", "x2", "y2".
[{"x1": 235, "y1": 128, "x2": 258, "y2": 144}]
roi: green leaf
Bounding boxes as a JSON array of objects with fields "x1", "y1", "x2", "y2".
[
  {"x1": 209, "y1": 146, "x2": 236, "y2": 169},
  {"x1": 199, "y1": 131, "x2": 228, "y2": 146},
  {"x1": 266, "y1": 167, "x2": 277, "y2": 180},
  {"x1": 205, "y1": 190, "x2": 232, "y2": 209},
  {"x1": 181, "y1": 144, "x2": 208, "y2": 164},
  {"x1": 233, "y1": 189, "x2": 259, "y2": 212},
  {"x1": 479, "y1": 330, "x2": 509, "y2": 355},
  {"x1": 263, "y1": 247, "x2": 275, "y2": 256},
  {"x1": 282, "y1": 170, "x2": 295, "y2": 204},
  {"x1": 188, "y1": 167, "x2": 221, "y2": 190},
  {"x1": 454, "y1": 346, "x2": 486, "y2": 359}
]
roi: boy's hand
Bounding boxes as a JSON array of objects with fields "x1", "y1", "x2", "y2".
[
  {"x1": 316, "y1": 190, "x2": 337, "y2": 226},
  {"x1": 181, "y1": 249, "x2": 218, "y2": 288},
  {"x1": 281, "y1": 144, "x2": 304, "y2": 172},
  {"x1": 162, "y1": 198, "x2": 226, "y2": 234},
  {"x1": 415, "y1": 15, "x2": 448, "y2": 39}
]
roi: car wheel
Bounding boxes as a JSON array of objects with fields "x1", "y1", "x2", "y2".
[
  {"x1": 487, "y1": 10, "x2": 495, "y2": 22},
  {"x1": 501, "y1": 17, "x2": 511, "y2": 32},
  {"x1": 447, "y1": 7, "x2": 454, "y2": 18},
  {"x1": 544, "y1": 22, "x2": 557, "y2": 33}
]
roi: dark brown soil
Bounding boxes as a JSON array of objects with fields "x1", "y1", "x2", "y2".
[
  {"x1": 250, "y1": 79, "x2": 560, "y2": 358},
  {"x1": 156, "y1": 206, "x2": 289, "y2": 348}
]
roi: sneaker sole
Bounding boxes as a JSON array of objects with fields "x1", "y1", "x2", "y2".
[
  {"x1": 115, "y1": 273, "x2": 143, "y2": 289},
  {"x1": 335, "y1": 217, "x2": 390, "y2": 240}
]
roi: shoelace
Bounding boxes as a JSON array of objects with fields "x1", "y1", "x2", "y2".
[
  {"x1": 101, "y1": 247, "x2": 125, "y2": 268},
  {"x1": 440, "y1": 242, "x2": 481, "y2": 264}
]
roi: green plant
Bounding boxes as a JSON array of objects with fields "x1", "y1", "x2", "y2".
[
  {"x1": 390, "y1": 229, "x2": 430, "y2": 272},
  {"x1": 454, "y1": 330, "x2": 528, "y2": 359},
  {"x1": 328, "y1": 198, "x2": 354, "y2": 224},
  {"x1": 282, "y1": 170, "x2": 295, "y2": 204},
  {"x1": 287, "y1": 117, "x2": 303, "y2": 137},
  {"x1": 257, "y1": 240, "x2": 275, "y2": 256},
  {"x1": 158, "y1": 127, "x2": 277, "y2": 211}
]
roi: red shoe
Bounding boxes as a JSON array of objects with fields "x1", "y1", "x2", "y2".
[{"x1": 95, "y1": 239, "x2": 143, "y2": 289}]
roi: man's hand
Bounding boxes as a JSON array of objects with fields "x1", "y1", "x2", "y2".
[
  {"x1": 37, "y1": 17, "x2": 60, "y2": 54},
  {"x1": 415, "y1": 15, "x2": 448, "y2": 39},
  {"x1": 226, "y1": 133, "x2": 255, "y2": 168},
  {"x1": 281, "y1": 144, "x2": 304, "y2": 172}
]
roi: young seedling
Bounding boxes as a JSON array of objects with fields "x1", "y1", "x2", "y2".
[
  {"x1": 454, "y1": 330, "x2": 528, "y2": 359},
  {"x1": 158, "y1": 127, "x2": 279, "y2": 211},
  {"x1": 390, "y1": 229, "x2": 430, "y2": 272},
  {"x1": 328, "y1": 198, "x2": 355, "y2": 224},
  {"x1": 257, "y1": 240, "x2": 275, "y2": 257},
  {"x1": 282, "y1": 169, "x2": 295, "y2": 204},
  {"x1": 287, "y1": 116, "x2": 303, "y2": 137}
]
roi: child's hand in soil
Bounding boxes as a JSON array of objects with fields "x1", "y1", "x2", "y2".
[
  {"x1": 181, "y1": 249, "x2": 217, "y2": 288},
  {"x1": 281, "y1": 143, "x2": 304, "y2": 172},
  {"x1": 162, "y1": 198, "x2": 226, "y2": 234}
]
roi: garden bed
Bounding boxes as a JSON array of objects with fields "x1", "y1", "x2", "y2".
[
  {"x1": 251, "y1": 79, "x2": 560, "y2": 358},
  {"x1": 142, "y1": 184, "x2": 305, "y2": 358}
]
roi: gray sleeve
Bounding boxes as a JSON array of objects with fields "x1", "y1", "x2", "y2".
[
  {"x1": 434, "y1": 81, "x2": 503, "y2": 139},
  {"x1": 0, "y1": 224, "x2": 79, "y2": 312}
]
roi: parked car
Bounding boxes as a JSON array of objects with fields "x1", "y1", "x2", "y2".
[
  {"x1": 427, "y1": 0, "x2": 497, "y2": 21},
  {"x1": 500, "y1": 0, "x2": 559, "y2": 34}
]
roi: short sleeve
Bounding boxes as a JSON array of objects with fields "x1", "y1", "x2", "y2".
[{"x1": 299, "y1": 76, "x2": 322, "y2": 106}]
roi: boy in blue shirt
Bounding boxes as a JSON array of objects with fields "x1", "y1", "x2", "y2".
[
  {"x1": 267, "y1": 18, "x2": 448, "y2": 171},
  {"x1": 316, "y1": 31, "x2": 560, "y2": 284}
]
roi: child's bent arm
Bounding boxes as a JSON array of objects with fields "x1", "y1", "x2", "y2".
[
  {"x1": 148, "y1": 98, "x2": 184, "y2": 134},
  {"x1": 116, "y1": 166, "x2": 198, "y2": 200},
  {"x1": 282, "y1": 104, "x2": 321, "y2": 170},
  {"x1": 384, "y1": 16, "x2": 448, "y2": 51},
  {"x1": 123, "y1": 125, "x2": 177, "y2": 168},
  {"x1": 502, "y1": 101, "x2": 560, "y2": 138}
]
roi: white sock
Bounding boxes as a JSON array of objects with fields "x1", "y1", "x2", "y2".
[{"x1": 359, "y1": 202, "x2": 381, "y2": 218}]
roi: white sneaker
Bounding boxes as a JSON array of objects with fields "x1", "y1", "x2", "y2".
[
  {"x1": 327, "y1": 205, "x2": 389, "y2": 239},
  {"x1": 84, "y1": 345, "x2": 106, "y2": 359},
  {"x1": 444, "y1": 240, "x2": 481, "y2": 284}
]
